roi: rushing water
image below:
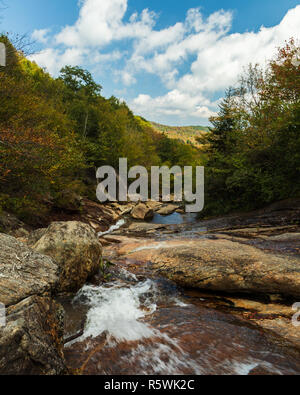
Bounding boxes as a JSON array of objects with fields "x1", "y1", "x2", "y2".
[
  {"x1": 64, "y1": 272, "x2": 300, "y2": 375},
  {"x1": 63, "y1": 214, "x2": 300, "y2": 375},
  {"x1": 98, "y1": 219, "x2": 126, "y2": 237}
]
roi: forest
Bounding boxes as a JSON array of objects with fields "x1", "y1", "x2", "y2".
[
  {"x1": 199, "y1": 38, "x2": 300, "y2": 216},
  {"x1": 0, "y1": 35, "x2": 201, "y2": 226},
  {"x1": 0, "y1": 35, "x2": 299, "y2": 226}
]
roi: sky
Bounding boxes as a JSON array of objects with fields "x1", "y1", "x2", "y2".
[{"x1": 1, "y1": 0, "x2": 300, "y2": 126}]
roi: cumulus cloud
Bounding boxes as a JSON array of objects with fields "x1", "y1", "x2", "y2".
[
  {"x1": 30, "y1": 47, "x2": 87, "y2": 75},
  {"x1": 131, "y1": 90, "x2": 217, "y2": 121},
  {"x1": 176, "y1": 6, "x2": 300, "y2": 94},
  {"x1": 29, "y1": 0, "x2": 300, "y2": 124},
  {"x1": 31, "y1": 28, "x2": 51, "y2": 44},
  {"x1": 55, "y1": 0, "x2": 156, "y2": 48}
]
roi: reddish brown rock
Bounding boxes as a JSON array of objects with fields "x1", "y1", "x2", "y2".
[{"x1": 150, "y1": 239, "x2": 300, "y2": 298}]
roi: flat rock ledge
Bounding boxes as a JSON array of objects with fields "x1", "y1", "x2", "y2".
[{"x1": 149, "y1": 239, "x2": 300, "y2": 298}]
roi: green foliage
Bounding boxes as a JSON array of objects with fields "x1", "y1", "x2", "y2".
[
  {"x1": 152, "y1": 122, "x2": 208, "y2": 147},
  {"x1": 201, "y1": 39, "x2": 300, "y2": 216},
  {"x1": 99, "y1": 257, "x2": 115, "y2": 282},
  {"x1": 0, "y1": 36, "x2": 87, "y2": 223},
  {"x1": 0, "y1": 35, "x2": 204, "y2": 225}
]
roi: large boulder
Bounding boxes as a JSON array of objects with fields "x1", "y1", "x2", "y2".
[
  {"x1": 156, "y1": 204, "x2": 179, "y2": 216},
  {"x1": 27, "y1": 228, "x2": 47, "y2": 247},
  {"x1": 0, "y1": 233, "x2": 59, "y2": 307},
  {"x1": 0, "y1": 296, "x2": 66, "y2": 375},
  {"x1": 115, "y1": 237, "x2": 300, "y2": 298},
  {"x1": 33, "y1": 222, "x2": 102, "y2": 293},
  {"x1": 151, "y1": 239, "x2": 300, "y2": 298},
  {"x1": 131, "y1": 203, "x2": 154, "y2": 221}
]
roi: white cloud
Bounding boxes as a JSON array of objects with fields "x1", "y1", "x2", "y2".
[
  {"x1": 55, "y1": 0, "x2": 156, "y2": 48},
  {"x1": 29, "y1": 0, "x2": 300, "y2": 124},
  {"x1": 176, "y1": 6, "x2": 300, "y2": 95},
  {"x1": 119, "y1": 71, "x2": 137, "y2": 86},
  {"x1": 29, "y1": 47, "x2": 87, "y2": 75},
  {"x1": 125, "y1": 9, "x2": 233, "y2": 88},
  {"x1": 32, "y1": 28, "x2": 51, "y2": 44},
  {"x1": 131, "y1": 90, "x2": 217, "y2": 122}
]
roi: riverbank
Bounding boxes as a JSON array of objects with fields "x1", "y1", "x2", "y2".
[
  {"x1": 0, "y1": 198, "x2": 299, "y2": 375},
  {"x1": 62, "y1": 198, "x2": 300, "y2": 375}
]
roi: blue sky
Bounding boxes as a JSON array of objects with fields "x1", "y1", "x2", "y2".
[{"x1": 1, "y1": 0, "x2": 300, "y2": 125}]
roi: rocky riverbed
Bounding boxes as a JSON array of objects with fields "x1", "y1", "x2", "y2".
[
  {"x1": 0, "y1": 198, "x2": 300, "y2": 375},
  {"x1": 63, "y1": 199, "x2": 300, "y2": 375}
]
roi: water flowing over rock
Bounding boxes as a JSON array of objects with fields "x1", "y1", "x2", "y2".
[
  {"x1": 131, "y1": 203, "x2": 154, "y2": 221},
  {"x1": 33, "y1": 222, "x2": 102, "y2": 293},
  {"x1": 0, "y1": 233, "x2": 59, "y2": 307},
  {"x1": 114, "y1": 236, "x2": 300, "y2": 299},
  {"x1": 0, "y1": 296, "x2": 66, "y2": 375}
]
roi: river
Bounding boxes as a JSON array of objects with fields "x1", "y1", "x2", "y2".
[{"x1": 62, "y1": 213, "x2": 300, "y2": 375}]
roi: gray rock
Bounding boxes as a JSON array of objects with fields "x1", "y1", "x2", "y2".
[
  {"x1": 146, "y1": 201, "x2": 163, "y2": 211},
  {"x1": 267, "y1": 233, "x2": 300, "y2": 242},
  {"x1": 128, "y1": 223, "x2": 168, "y2": 233},
  {"x1": 0, "y1": 233, "x2": 59, "y2": 307},
  {"x1": 13, "y1": 228, "x2": 30, "y2": 238},
  {"x1": 33, "y1": 222, "x2": 102, "y2": 293},
  {"x1": 0, "y1": 296, "x2": 66, "y2": 375},
  {"x1": 27, "y1": 228, "x2": 47, "y2": 247}
]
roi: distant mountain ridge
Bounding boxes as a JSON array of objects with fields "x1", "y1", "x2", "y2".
[{"x1": 150, "y1": 121, "x2": 209, "y2": 147}]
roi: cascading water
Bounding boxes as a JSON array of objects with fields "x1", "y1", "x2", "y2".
[
  {"x1": 70, "y1": 279, "x2": 157, "y2": 343},
  {"x1": 98, "y1": 219, "x2": 126, "y2": 237},
  {"x1": 63, "y1": 213, "x2": 300, "y2": 376},
  {"x1": 64, "y1": 266, "x2": 300, "y2": 375}
]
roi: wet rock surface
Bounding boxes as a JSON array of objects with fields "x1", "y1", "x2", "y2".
[
  {"x1": 64, "y1": 268, "x2": 300, "y2": 375},
  {"x1": 63, "y1": 202, "x2": 300, "y2": 375},
  {"x1": 105, "y1": 231, "x2": 300, "y2": 299},
  {"x1": 2, "y1": 198, "x2": 300, "y2": 375}
]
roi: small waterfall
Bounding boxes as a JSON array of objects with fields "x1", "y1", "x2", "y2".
[{"x1": 98, "y1": 219, "x2": 126, "y2": 237}]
